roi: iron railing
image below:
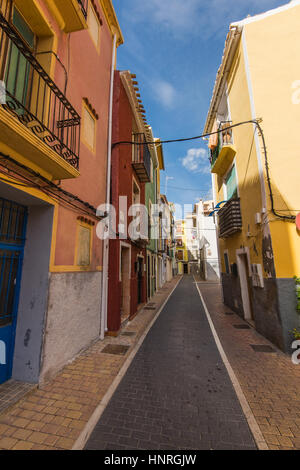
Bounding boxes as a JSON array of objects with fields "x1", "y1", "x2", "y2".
[
  {"x1": 77, "y1": 0, "x2": 88, "y2": 19},
  {"x1": 132, "y1": 133, "x2": 151, "y2": 182},
  {"x1": 218, "y1": 198, "x2": 242, "y2": 238},
  {"x1": 0, "y1": 12, "x2": 80, "y2": 169},
  {"x1": 209, "y1": 121, "x2": 233, "y2": 168}
]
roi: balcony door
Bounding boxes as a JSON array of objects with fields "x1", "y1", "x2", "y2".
[
  {"x1": 5, "y1": 7, "x2": 35, "y2": 108},
  {"x1": 224, "y1": 165, "x2": 238, "y2": 200}
]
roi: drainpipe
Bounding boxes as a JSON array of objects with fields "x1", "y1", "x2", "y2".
[{"x1": 100, "y1": 33, "x2": 117, "y2": 340}]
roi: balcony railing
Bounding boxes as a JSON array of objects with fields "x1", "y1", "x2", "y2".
[
  {"x1": 218, "y1": 198, "x2": 242, "y2": 238},
  {"x1": 0, "y1": 12, "x2": 80, "y2": 170},
  {"x1": 77, "y1": 0, "x2": 88, "y2": 19},
  {"x1": 209, "y1": 122, "x2": 233, "y2": 167},
  {"x1": 132, "y1": 133, "x2": 151, "y2": 183},
  {"x1": 209, "y1": 122, "x2": 236, "y2": 177}
]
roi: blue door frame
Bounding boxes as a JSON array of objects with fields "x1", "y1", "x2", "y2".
[{"x1": 0, "y1": 199, "x2": 27, "y2": 385}]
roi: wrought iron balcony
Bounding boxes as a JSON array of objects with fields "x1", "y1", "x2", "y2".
[
  {"x1": 132, "y1": 133, "x2": 151, "y2": 183},
  {"x1": 218, "y1": 198, "x2": 242, "y2": 238},
  {"x1": 209, "y1": 122, "x2": 236, "y2": 177},
  {"x1": 0, "y1": 12, "x2": 80, "y2": 178},
  {"x1": 77, "y1": 0, "x2": 88, "y2": 19}
]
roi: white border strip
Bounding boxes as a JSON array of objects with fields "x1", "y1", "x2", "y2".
[
  {"x1": 73, "y1": 276, "x2": 183, "y2": 450},
  {"x1": 194, "y1": 277, "x2": 268, "y2": 451}
]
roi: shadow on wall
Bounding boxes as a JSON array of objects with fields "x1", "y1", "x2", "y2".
[{"x1": 219, "y1": 174, "x2": 299, "y2": 353}]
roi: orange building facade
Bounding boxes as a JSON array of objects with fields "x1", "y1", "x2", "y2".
[{"x1": 0, "y1": 0, "x2": 123, "y2": 384}]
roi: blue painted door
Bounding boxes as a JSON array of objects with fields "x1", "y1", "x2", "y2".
[{"x1": 0, "y1": 199, "x2": 27, "y2": 385}]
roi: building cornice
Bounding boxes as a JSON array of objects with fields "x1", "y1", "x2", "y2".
[
  {"x1": 120, "y1": 71, "x2": 159, "y2": 166},
  {"x1": 204, "y1": 26, "x2": 242, "y2": 133},
  {"x1": 99, "y1": 0, "x2": 124, "y2": 46}
]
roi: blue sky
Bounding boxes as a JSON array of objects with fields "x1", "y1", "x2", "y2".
[{"x1": 113, "y1": 0, "x2": 286, "y2": 207}]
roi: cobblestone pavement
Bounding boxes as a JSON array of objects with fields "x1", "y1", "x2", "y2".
[
  {"x1": 85, "y1": 276, "x2": 257, "y2": 450},
  {"x1": 0, "y1": 277, "x2": 179, "y2": 450},
  {"x1": 197, "y1": 279, "x2": 300, "y2": 451}
]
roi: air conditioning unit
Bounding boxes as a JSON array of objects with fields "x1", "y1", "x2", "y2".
[{"x1": 251, "y1": 264, "x2": 264, "y2": 288}]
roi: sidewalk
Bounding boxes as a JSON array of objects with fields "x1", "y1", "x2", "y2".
[
  {"x1": 0, "y1": 277, "x2": 180, "y2": 450},
  {"x1": 196, "y1": 279, "x2": 300, "y2": 450}
]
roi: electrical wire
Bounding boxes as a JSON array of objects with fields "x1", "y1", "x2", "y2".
[
  {"x1": 112, "y1": 118, "x2": 296, "y2": 221},
  {"x1": 255, "y1": 121, "x2": 295, "y2": 221},
  {"x1": 0, "y1": 151, "x2": 104, "y2": 219},
  {"x1": 112, "y1": 119, "x2": 258, "y2": 147}
]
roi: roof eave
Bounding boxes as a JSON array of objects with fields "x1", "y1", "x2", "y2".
[{"x1": 204, "y1": 25, "x2": 242, "y2": 133}]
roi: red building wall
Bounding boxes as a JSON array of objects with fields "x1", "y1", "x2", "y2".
[{"x1": 107, "y1": 71, "x2": 147, "y2": 333}]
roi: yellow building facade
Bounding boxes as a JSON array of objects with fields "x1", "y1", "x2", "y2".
[
  {"x1": 204, "y1": 1, "x2": 300, "y2": 352},
  {"x1": 175, "y1": 220, "x2": 189, "y2": 275}
]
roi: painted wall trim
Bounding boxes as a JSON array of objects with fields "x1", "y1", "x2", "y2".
[{"x1": 231, "y1": 0, "x2": 300, "y2": 27}]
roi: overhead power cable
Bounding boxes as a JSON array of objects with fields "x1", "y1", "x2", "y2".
[
  {"x1": 113, "y1": 118, "x2": 295, "y2": 221},
  {"x1": 112, "y1": 119, "x2": 259, "y2": 147}
]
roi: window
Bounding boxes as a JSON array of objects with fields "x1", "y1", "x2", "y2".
[
  {"x1": 224, "y1": 165, "x2": 238, "y2": 200},
  {"x1": 6, "y1": 8, "x2": 36, "y2": 107},
  {"x1": 132, "y1": 179, "x2": 141, "y2": 234},
  {"x1": 148, "y1": 201, "x2": 153, "y2": 240},
  {"x1": 88, "y1": 2, "x2": 100, "y2": 50},
  {"x1": 82, "y1": 104, "x2": 96, "y2": 152},
  {"x1": 76, "y1": 223, "x2": 92, "y2": 266},
  {"x1": 224, "y1": 252, "x2": 230, "y2": 274}
]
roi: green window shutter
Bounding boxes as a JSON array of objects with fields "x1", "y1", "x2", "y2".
[
  {"x1": 225, "y1": 165, "x2": 238, "y2": 200},
  {"x1": 5, "y1": 8, "x2": 35, "y2": 107},
  {"x1": 12, "y1": 9, "x2": 35, "y2": 48}
]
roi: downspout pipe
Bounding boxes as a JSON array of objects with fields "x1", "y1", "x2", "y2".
[{"x1": 100, "y1": 33, "x2": 117, "y2": 340}]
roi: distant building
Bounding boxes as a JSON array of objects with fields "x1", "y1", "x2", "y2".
[{"x1": 194, "y1": 201, "x2": 220, "y2": 281}]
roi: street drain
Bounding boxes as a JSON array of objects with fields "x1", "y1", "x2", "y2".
[
  {"x1": 225, "y1": 312, "x2": 234, "y2": 315},
  {"x1": 250, "y1": 344, "x2": 275, "y2": 353},
  {"x1": 101, "y1": 344, "x2": 130, "y2": 355},
  {"x1": 144, "y1": 307, "x2": 156, "y2": 310},
  {"x1": 121, "y1": 332, "x2": 136, "y2": 337},
  {"x1": 233, "y1": 324, "x2": 251, "y2": 330}
]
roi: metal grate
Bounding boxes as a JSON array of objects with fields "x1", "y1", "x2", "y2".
[
  {"x1": 77, "y1": 0, "x2": 88, "y2": 19},
  {"x1": 233, "y1": 324, "x2": 251, "y2": 330},
  {"x1": 132, "y1": 133, "x2": 151, "y2": 183},
  {"x1": 121, "y1": 332, "x2": 136, "y2": 337},
  {"x1": 218, "y1": 198, "x2": 242, "y2": 239},
  {"x1": 250, "y1": 345, "x2": 275, "y2": 353},
  {"x1": 0, "y1": 199, "x2": 27, "y2": 244},
  {"x1": 101, "y1": 344, "x2": 130, "y2": 356}
]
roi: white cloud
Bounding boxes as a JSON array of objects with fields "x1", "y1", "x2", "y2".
[
  {"x1": 181, "y1": 148, "x2": 209, "y2": 173},
  {"x1": 153, "y1": 80, "x2": 177, "y2": 108}
]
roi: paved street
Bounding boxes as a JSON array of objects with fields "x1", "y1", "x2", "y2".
[{"x1": 85, "y1": 276, "x2": 257, "y2": 450}]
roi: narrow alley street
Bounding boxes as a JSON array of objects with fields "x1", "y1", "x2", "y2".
[{"x1": 85, "y1": 276, "x2": 257, "y2": 451}]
